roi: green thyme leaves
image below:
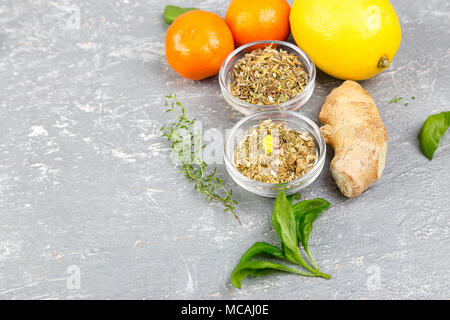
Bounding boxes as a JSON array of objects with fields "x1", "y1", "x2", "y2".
[
  {"x1": 418, "y1": 111, "x2": 450, "y2": 160},
  {"x1": 389, "y1": 96, "x2": 404, "y2": 104},
  {"x1": 161, "y1": 95, "x2": 240, "y2": 223},
  {"x1": 389, "y1": 96, "x2": 413, "y2": 106},
  {"x1": 230, "y1": 190, "x2": 331, "y2": 289}
]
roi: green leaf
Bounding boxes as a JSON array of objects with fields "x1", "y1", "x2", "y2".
[
  {"x1": 231, "y1": 260, "x2": 314, "y2": 289},
  {"x1": 230, "y1": 242, "x2": 315, "y2": 289},
  {"x1": 292, "y1": 198, "x2": 330, "y2": 218},
  {"x1": 418, "y1": 111, "x2": 450, "y2": 160},
  {"x1": 237, "y1": 242, "x2": 286, "y2": 263},
  {"x1": 271, "y1": 190, "x2": 316, "y2": 273},
  {"x1": 298, "y1": 207, "x2": 327, "y2": 252},
  {"x1": 230, "y1": 242, "x2": 285, "y2": 289},
  {"x1": 271, "y1": 190, "x2": 298, "y2": 255},
  {"x1": 287, "y1": 192, "x2": 302, "y2": 204},
  {"x1": 163, "y1": 5, "x2": 198, "y2": 25},
  {"x1": 293, "y1": 199, "x2": 330, "y2": 250},
  {"x1": 293, "y1": 198, "x2": 330, "y2": 273},
  {"x1": 230, "y1": 192, "x2": 332, "y2": 288}
]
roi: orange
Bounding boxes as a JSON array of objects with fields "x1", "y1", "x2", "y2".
[
  {"x1": 225, "y1": 0, "x2": 291, "y2": 47},
  {"x1": 165, "y1": 10, "x2": 235, "y2": 80}
]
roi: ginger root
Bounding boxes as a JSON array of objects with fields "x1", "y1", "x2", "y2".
[{"x1": 319, "y1": 80, "x2": 388, "y2": 198}]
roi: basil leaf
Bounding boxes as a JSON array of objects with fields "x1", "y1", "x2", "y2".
[
  {"x1": 294, "y1": 199, "x2": 330, "y2": 250},
  {"x1": 298, "y1": 207, "x2": 328, "y2": 252},
  {"x1": 293, "y1": 198, "x2": 331, "y2": 245},
  {"x1": 271, "y1": 190, "x2": 300, "y2": 257},
  {"x1": 230, "y1": 242, "x2": 314, "y2": 289},
  {"x1": 287, "y1": 192, "x2": 302, "y2": 204},
  {"x1": 271, "y1": 190, "x2": 317, "y2": 273},
  {"x1": 292, "y1": 198, "x2": 330, "y2": 216},
  {"x1": 163, "y1": 5, "x2": 198, "y2": 25},
  {"x1": 231, "y1": 260, "x2": 314, "y2": 289},
  {"x1": 293, "y1": 198, "x2": 330, "y2": 273},
  {"x1": 418, "y1": 111, "x2": 450, "y2": 159},
  {"x1": 237, "y1": 242, "x2": 286, "y2": 263}
]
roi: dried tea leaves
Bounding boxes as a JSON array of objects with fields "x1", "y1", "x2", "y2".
[
  {"x1": 230, "y1": 44, "x2": 309, "y2": 106},
  {"x1": 234, "y1": 120, "x2": 317, "y2": 184}
]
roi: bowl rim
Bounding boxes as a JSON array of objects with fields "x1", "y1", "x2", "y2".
[
  {"x1": 218, "y1": 40, "x2": 316, "y2": 110},
  {"x1": 224, "y1": 110, "x2": 326, "y2": 189}
]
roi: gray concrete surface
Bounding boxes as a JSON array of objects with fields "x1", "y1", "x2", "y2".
[{"x1": 0, "y1": 0, "x2": 449, "y2": 300}]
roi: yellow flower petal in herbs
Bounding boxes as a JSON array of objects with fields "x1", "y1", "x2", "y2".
[{"x1": 263, "y1": 134, "x2": 273, "y2": 154}]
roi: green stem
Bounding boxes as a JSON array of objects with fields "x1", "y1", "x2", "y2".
[
  {"x1": 278, "y1": 261, "x2": 321, "y2": 278},
  {"x1": 183, "y1": 165, "x2": 241, "y2": 224},
  {"x1": 313, "y1": 270, "x2": 331, "y2": 279},
  {"x1": 306, "y1": 249, "x2": 319, "y2": 270},
  {"x1": 292, "y1": 269, "x2": 322, "y2": 278},
  {"x1": 290, "y1": 249, "x2": 330, "y2": 279},
  {"x1": 289, "y1": 249, "x2": 321, "y2": 275}
]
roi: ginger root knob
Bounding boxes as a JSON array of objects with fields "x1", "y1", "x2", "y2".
[{"x1": 319, "y1": 81, "x2": 388, "y2": 198}]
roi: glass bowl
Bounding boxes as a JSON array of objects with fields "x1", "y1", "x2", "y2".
[
  {"x1": 224, "y1": 110, "x2": 326, "y2": 197},
  {"x1": 219, "y1": 40, "x2": 316, "y2": 115}
]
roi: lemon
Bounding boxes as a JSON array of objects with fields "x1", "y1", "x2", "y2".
[{"x1": 290, "y1": 0, "x2": 401, "y2": 80}]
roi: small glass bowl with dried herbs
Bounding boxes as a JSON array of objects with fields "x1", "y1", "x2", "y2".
[
  {"x1": 219, "y1": 40, "x2": 316, "y2": 115},
  {"x1": 224, "y1": 110, "x2": 326, "y2": 197}
]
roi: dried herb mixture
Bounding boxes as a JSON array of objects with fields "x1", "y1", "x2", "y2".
[
  {"x1": 230, "y1": 44, "x2": 309, "y2": 105},
  {"x1": 234, "y1": 120, "x2": 316, "y2": 184}
]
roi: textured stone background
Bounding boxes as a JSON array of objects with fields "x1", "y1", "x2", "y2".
[{"x1": 0, "y1": 0, "x2": 449, "y2": 299}]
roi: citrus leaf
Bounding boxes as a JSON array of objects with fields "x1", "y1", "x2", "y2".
[{"x1": 163, "y1": 5, "x2": 198, "y2": 25}]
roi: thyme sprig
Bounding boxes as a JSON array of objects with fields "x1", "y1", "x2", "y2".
[{"x1": 161, "y1": 95, "x2": 240, "y2": 224}]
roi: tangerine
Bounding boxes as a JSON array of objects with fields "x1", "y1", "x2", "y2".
[
  {"x1": 165, "y1": 10, "x2": 235, "y2": 80},
  {"x1": 225, "y1": 0, "x2": 291, "y2": 47}
]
